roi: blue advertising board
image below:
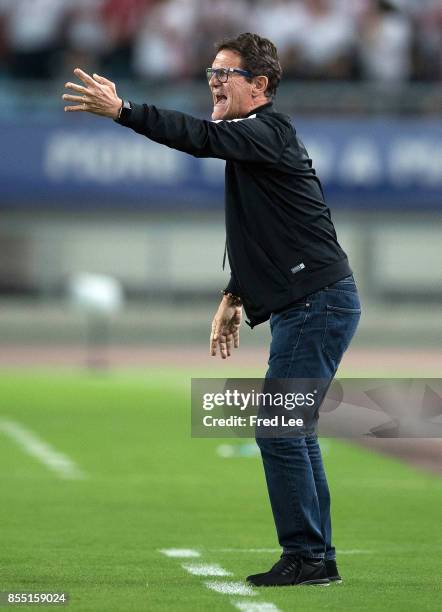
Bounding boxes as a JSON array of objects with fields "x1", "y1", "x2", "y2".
[{"x1": 0, "y1": 115, "x2": 440, "y2": 210}]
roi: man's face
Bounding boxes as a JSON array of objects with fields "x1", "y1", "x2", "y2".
[{"x1": 209, "y1": 50, "x2": 254, "y2": 121}]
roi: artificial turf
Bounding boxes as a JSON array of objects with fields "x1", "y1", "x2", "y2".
[{"x1": 1, "y1": 371, "x2": 441, "y2": 611}]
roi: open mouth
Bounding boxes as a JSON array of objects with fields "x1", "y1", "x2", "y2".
[{"x1": 214, "y1": 94, "x2": 228, "y2": 106}]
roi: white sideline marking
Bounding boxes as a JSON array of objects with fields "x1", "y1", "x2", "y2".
[
  {"x1": 182, "y1": 563, "x2": 232, "y2": 576},
  {"x1": 233, "y1": 603, "x2": 281, "y2": 612},
  {"x1": 159, "y1": 548, "x2": 200, "y2": 558},
  {"x1": 0, "y1": 418, "x2": 85, "y2": 480},
  {"x1": 205, "y1": 581, "x2": 255, "y2": 596}
]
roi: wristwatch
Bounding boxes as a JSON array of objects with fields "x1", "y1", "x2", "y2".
[{"x1": 116, "y1": 99, "x2": 132, "y2": 122}]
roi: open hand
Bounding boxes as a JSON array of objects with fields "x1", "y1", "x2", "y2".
[
  {"x1": 210, "y1": 297, "x2": 242, "y2": 359},
  {"x1": 62, "y1": 68, "x2": 122, "y2": 119}
]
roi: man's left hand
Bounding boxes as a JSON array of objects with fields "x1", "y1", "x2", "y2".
[
  {"x1": 62, "y1": 68, "x2": 122, "y2": 119},
  {"x1": 210, "y1": 297, "x2": 242, "y2": 359}
]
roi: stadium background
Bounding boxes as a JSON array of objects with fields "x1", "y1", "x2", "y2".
[{"x1": 0, "y1": 1, "x2": 441, "y2": 611}]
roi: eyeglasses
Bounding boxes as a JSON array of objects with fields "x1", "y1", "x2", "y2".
[{"x1": 206, "y1": 67, "x2": 253, "y2": 83}]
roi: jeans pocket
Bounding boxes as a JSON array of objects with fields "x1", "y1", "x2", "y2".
[{"x1": 321, "y1": 304, "x2": 361, "y2": 368}]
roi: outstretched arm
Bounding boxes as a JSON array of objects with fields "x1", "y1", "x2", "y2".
[{"x1": 62, "y1": 68, "x2": 288, "y2": 163}]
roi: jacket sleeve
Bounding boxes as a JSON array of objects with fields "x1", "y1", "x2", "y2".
[
  {"x1": 116, "y1": 103, "x2": 288, "y2": 163},
  {"x1": 224, "y1": 272, "x2": 241, "y2": 297}
]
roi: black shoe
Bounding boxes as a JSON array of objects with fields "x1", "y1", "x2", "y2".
[
  {"x1": 246, "y1": 554, "x2": 330, "y2": 587},
  {"x1": 325, "y1": 559, "x2": 343, "y2": 583}
]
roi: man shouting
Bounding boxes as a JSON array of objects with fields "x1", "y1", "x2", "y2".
[{"x1": 63, "y1": 32, "x2": 361, "y2": 587}]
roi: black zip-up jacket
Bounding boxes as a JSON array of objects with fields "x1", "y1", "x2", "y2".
[{"x1": 117, "y1": 101, "x2": 352, "y2": 327}]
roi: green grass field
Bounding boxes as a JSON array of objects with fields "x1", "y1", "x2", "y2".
[{"x1": 1, "y1": 371, "x2": 441, "y2": 611}]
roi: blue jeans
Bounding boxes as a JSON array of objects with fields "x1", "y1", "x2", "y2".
[{"x1": 256, "y1": 274, "x2": 361, "y2": 559}]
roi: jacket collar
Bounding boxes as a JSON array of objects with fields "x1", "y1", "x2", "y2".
[{"x1": 246, "y1": 101, "x2": 273, "y2": 117}]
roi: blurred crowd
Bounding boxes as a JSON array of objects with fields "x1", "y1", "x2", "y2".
[{"x1": 0, "y1": 0, "x2": 440, "y2": 83}]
